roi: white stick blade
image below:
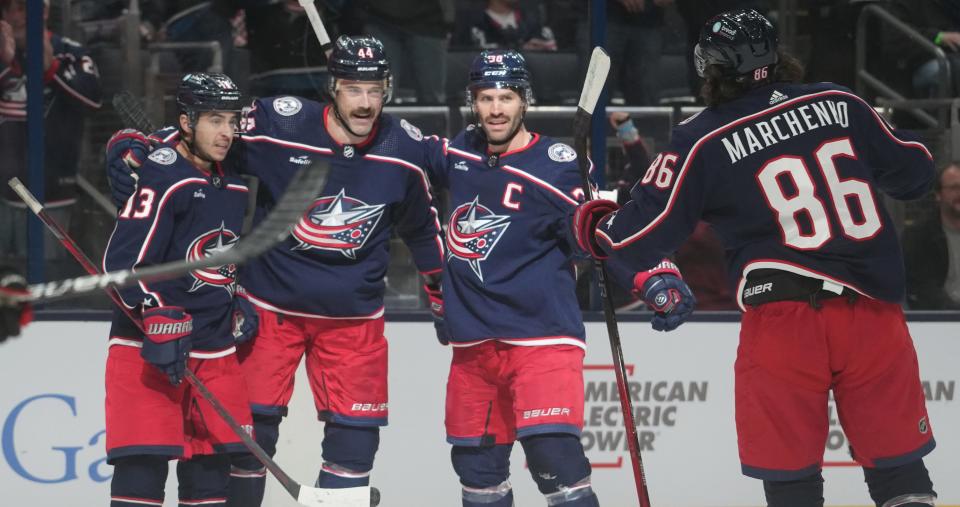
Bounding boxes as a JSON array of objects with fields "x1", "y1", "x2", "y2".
[
  {"x1": 298, "y1": 0, "x2": 332, "y2": 46},
  {"x1": 577, "y1": 47, "x2": 611, "y2": 115},
  {"x1": 297, "y1": 485, "x2": 370, "y2": 507},
  {"x1": 8, "y1": 178, "x2": 43, "y2": 214}
]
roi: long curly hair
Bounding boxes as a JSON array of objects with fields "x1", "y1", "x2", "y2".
[{"x1": 700, "y1": 49, "x2": 806, "y2": 107}]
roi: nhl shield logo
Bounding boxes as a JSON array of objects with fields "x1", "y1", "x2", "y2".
[
  {"x1": 446, "y1": 196, "x2": 510, "y2": 281},
  {"x1": 185, "y1": 221, "x2": 239, "y2": 293},
  {"x1": 292, "y1": 189, "x2": 385, "y2": 259}
]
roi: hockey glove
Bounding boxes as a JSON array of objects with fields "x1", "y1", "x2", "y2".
[
  {"x1": 141, "y1": 306, "x2": 193, "y2": 385},
  {"x1": 105, "y1": 129, "x2": 149, "y2": 208},
  {"x1": 0, "y1": 268, "x2": 32, "y2": 343},
  {"x1": 423, "y1": 282, "x2": 450, "y2": 345},
  {"x1": 633, "y1": 259, "x2": 696, "y2": 332},
  {"x1": 230, "y1": 295, "x2": 259, "y2": 345},
  {"x1": 571, "y1": 199, "x2": 620, "y2": 259}
]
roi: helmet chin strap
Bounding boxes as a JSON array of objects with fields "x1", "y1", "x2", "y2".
[
  {"x1": 332, "y1": 102, "x2": 378, "y2": 140},
  {"x1": 478, "y1": 103, "x2": 528, "y2": 148},
  {"x1": 181, "y1": 120, "x2": 218, "y2": 165}
]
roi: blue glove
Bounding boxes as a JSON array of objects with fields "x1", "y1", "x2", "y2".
[
  {"x1": 105, "y1": 129, "x2": 150, "y2": 208},
  {"x1": 230, "y1": 295, "x2": 259, "y2": 345},
  {"x1": 423, "y1": 282, "x2": 450, "y2": 345},
  {"x1": 141, "y1": 306, "x2": 193, "y2": 385},
  {"x1": 632, "y1": 260, "x2": 696, "y2": 332}
]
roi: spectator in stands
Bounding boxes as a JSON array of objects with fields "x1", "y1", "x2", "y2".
[
  {"x1": 904, "y1": 162, "x2": 960, "y2": 310},
  {"x1": 452, "y1": 0, "x2": 557, "y2": 51},
  {"x1": 363, "y1": 0, "x2": 453, "y2": 104},
  {"x1": 244, "y1": 0, "x2": 331, "y2": 100},
  {"x1": 887, "y1": 0, "x2": 960, "y2": 97},
  {"x1": 0, "y1": 0, "x2": 102, "y2": 278},
  {"x1": 609, "y1": 111, "x2": 736, "y2": 310},
  {"x1": 575, "y1": 0, "x2": 673, "y2": 106},
  {"x1": 148, "y1": 0, "x2": 242, "y2": 74}
]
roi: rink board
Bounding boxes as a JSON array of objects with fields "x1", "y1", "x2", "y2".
[{"x1": 0, "y1": 320, "x2": 956, "y2": 507}]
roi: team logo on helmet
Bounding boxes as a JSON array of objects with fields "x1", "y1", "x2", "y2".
[
  {"x1": 186, "y1": 222, "x2": 240, "y2": 293},
  {"x1": 548, "y1": 143, "x2": 577, "y2": 163},
  {"x1": 273, "y1": 96, "x2": 302, "y2": 116},
  {"x1": 292, "y1": 189, "x2": 385, "y2": 259},
  {"x1": 149, "y1": 147, "x2": 178, "y2": 166},
  {"x1": 446, "y1": 196, "x2": 511, "y2": 282}
]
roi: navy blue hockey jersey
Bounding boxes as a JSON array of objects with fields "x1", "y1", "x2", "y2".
[
  {"x1": 239, "y1": 96, "x2": 443, "y2": 318},
  {"x1": 424, "y1": 128, "x2": 588, "y2": 347},
  {"x1": 596, "y1": 82, "x2": 935, "y2": 309},
  {"x1": 104, "y1": 145, "x2": 249, "y2": 353}
]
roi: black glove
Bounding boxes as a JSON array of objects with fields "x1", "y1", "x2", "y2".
[
  {"x1": 0, "y1": 268, "x2": 31, "y2": 343},
  {"x1": 230, "y1": 295, "x2": 259, "y2": 345},
  {"x1": 423, "y1": 282, "x2": 450, "y2": 345},
  {"x1": 141, "y1": 306, "x2": 193, "y2": 385},
  {"x1": 105, "y1": 129, "x2": 151, "y2": 208}
]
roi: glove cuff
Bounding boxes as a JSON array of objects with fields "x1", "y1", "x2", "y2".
[
  {"x1": 632, "y1": 259, "x2": 682, "y2": 293},
  {"x1": 143, "y1": 306, "x2": 192, "y2": 343},
  {"x1": 423, "y1": 283, "x2": 443, "y2": 317}
]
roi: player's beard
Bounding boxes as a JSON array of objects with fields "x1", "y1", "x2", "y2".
[{"x1": 481, "y1": 112, "x2": 524, "y2": 147}]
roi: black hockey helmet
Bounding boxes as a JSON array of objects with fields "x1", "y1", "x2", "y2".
[
  {"x1": 176, "y1": 72, "x2": 245, "y2": 126},
  {"x1": 694, "y1": 8, "x2": 778, "y2": 82},
  {"x1": 327, "y1": 35, "x2": 393, "y2": 102},
  {"x1": 466, "y1": 49, "x2": 533, "y2": 105}
]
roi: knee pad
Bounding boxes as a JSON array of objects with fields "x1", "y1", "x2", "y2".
[
  {"x1": 864, "y1": 460, "x2": 936, "y2": 507},
  {"x1": 110, "y1": 455, "x2": 168, "y2": 506},
  {"x1": 178, "y1": 454, "x2": 230, "y2": 502},
  {"x1": 316, "y1": 423, "x2": 380, "y2": 488},
  {"x1": 520, "y1": 434, "x2": 597, "y2": 505},
  {"x1": 452, "y1": 445, "x2": 514, "y2": 507},
  {"x1": 763, "y1": 473, "x2": 824, "y2": 507}
]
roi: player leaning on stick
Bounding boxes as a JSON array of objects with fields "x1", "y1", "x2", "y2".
[
  {"x1": 106, "y1": 35, "x2": 444, "y2": 507},
  {"x1": 573, "y1": 9, "x2": 938, "y2": 507},
  {"x1": 417, "y1": 50, "x2": 695, "y2": 507},
  {"x1": 102, "y1": 73, "x2": 259, "y2": 507}
]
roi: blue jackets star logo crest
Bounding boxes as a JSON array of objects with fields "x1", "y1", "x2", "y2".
[
  {"x1": 292, "y1": 189, "x2": 385, "y2": 259},
  {"x1": 186, "y1": 221, "x2": 239, "y2": 293},
  {"x1": 446, "y1": 196, "x2": 510, "y2": 281}
]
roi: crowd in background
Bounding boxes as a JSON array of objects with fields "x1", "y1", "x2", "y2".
[{"x1": 4, "y1": 0, "x2": 960, "y2": 311}]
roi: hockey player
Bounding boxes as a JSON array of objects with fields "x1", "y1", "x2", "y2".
[
  {"x1": 106, "y1": 36, "x2": 444, "y2": 506},
  {"x1": 573, "y1": 9, "x2": 938, "y2": 507},
  {"x1": 418, "y1": 50, "x2": 694, "y2": 507},
  {"x1": 103, "y1": 73, "x2": 259, "y2": 507}
]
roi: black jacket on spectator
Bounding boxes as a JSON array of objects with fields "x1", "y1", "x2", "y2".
[
  {"x1": 886, "y1": 0, "x2": 960, "y2": 66},
  {"x1": 451, "y1": 4, "x2": 553, "y2": 50},
  {"x1": 362, "y1": 0, "x2": 453, "y2": 38},
  {"x1": 903, "y1": 212, "x2": 959, "y2": 309}
]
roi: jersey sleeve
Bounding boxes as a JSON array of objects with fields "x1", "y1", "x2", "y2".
[
  {"x1": 49, "y1": 39, "x2": 102, "y2": 110},
  {"x1": 595, "y1": 129, "x2": 708, "y2": 271},
  {"x1": 392, "y1": 162, "x2": 445, "y2": 275},
  {"x1": 102, "y1": 166, "x2": 188, "y2": 309},
  {"x1": 847, "y1": 95, "x2": 935, "y2": 200},
  {"x1": 419, "y1": 134, "x2": 452, "y2": 190}
]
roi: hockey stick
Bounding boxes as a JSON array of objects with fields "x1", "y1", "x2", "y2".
[
  {"x1": 573, "y1": 47, "x2": 652, "y2": 507},
  {"x1": 8, "y1": 178, "x2": 379, "y2": 507},
  {"x1": 298, "y1": 0, "x2": 333, "y2": 58},
  {"x1": 12, "y1": 157, "x2": 329, "y2": 303}
]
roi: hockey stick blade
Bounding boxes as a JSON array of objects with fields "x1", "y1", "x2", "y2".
[
  {"x1": 112, "y1": 90, "x2": 157, "y2": 134},
  {"x1": 298, "y1": 0, "x2": 333, "y2": 54},
  {"x1": 15, "y1": 158, "x2": 329, "y2": 302},
  {"x1": 577, "y1": 47, "x2": 611, "y2": 117}
]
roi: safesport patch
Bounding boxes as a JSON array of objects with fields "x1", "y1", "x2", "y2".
[
  {"x1": 273, "y1": 96, "x2": 302, "y2": 116},
  {"x1": 148, "y1": 147, "x2": 178, "y2": 165},
  {"x1": 548, "y1": 142, "x2": 577, "y2": 163}
]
